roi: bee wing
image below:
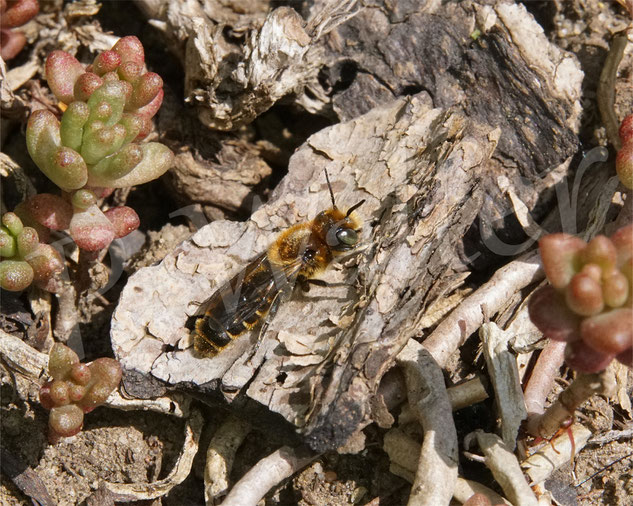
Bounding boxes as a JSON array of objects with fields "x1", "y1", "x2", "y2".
[
  {"x1": 196, "y1": 253, "x2": 305, "y2": 333},
  {"x1": 227, "y1": 256, "x2": 305, "y2": 329},
  {"x1": 195, "y1": 254, "x2": 261, "y2": 315}
]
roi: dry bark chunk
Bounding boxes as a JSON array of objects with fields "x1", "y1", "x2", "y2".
[
  {"x1": 113, "y1": 96, "x2": 500, "y2": 451},
  {"x1": 112, "y1": 1, "x2": 583, "y2": 452}
]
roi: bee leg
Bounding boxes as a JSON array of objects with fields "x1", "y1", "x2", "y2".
[
  {"x1": 245, "y1": 293, "x2": 284, "y2": 364},
  {"x1": 298, "y1": 277, "x2": 329, "y2": 293}
]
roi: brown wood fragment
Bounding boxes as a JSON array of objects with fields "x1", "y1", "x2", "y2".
[
  {"x1": 0, "y1": 448, "x2": 56, "y2": 506},
  {"x1": 111, "y1": 1, "x2": 583, "y2": 453},
  {"x1": 113, "y1": 97, "x2": 500, "y2": 451}
]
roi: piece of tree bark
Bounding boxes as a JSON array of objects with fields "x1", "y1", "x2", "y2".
[
  {"x1": 143, "y1": 0, "x2": 583, "y2": 249},
  {"x1": 112, "y1": 1, "x2": 583, "y2": 452},
  {"x1": 0, "y1": 448, "x2": 55, "y2": 506},
  {"x1": 321, "y1": 0, "x2": 583, "y2": 261},
  {"x1": 114, "y1": 95, "x2": 501, "y2": 451}
]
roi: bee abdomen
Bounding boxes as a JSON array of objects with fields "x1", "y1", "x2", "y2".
[
  {"x1": 194, "y1": 316, "x2": 237, "y2": 356},
  {"x1": 193, "y1": 293, "x2": 276, "y2": 356},
  {"x1": 240, "y1": 293, "x2": 275, "y2": 329}
]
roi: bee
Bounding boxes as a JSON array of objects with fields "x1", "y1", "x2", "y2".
[{"x1": 193, "y1": 171, "x2": 364, "y2": 357}]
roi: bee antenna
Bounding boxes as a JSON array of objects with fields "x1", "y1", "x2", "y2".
[
  {"x1": 324, "y1": 169, "x2": 337, "y2": 208},
  {"x1": 346, "y1": 199, "x2": 365, "y2": 217}
]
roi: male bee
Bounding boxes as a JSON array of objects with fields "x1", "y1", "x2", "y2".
[{"x1": 193, "y1": 171, "x2": 364, "y2": 357}]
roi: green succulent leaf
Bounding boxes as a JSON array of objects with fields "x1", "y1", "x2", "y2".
[
  {"x1": 0, "y1": 260, "x2": 34, "y2": 291},
  {"x1": 60, "y1": 101, "x2": 90, "y2": 151},
  {"x1": 87, "y1": 142, "x2": 173, "y2": 188}
]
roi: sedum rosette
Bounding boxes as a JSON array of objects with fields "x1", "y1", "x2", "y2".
[
  {"x1": 0, "y1": 211, "x2": 63, "y2": 291},
  {"x1": 39, "y1": 343, "x2": 122, "y2": 442},
  {"x1": 529, "y1": 225, "x2": 632, "y2": 373},
  {"x1": 21, "y1": 36, "x2": 173, "y2": 251}
]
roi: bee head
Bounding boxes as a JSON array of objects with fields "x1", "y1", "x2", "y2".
[
  {"x1": 316, "y1": 201, "x2": 364, "y2": 252},
  {"x1": 319, "y1": 169, "x2": 364, "y2": 251}
]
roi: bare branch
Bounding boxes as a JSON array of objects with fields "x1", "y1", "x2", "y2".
[
  {"x1": 396, "y1": 340, "x2": 458, "y2": 506},
  {"x1": 480, "y1": 323, "x2": 527, "y2": 448},
  {"x1": 221, "y1": 446, "x2": 318, "y2": 506},
  {"x1": 522, "y1": 424, "x2": 592, "y2": 485},
  {"x1": 526, "y1": 369, "x2": 617, "y2": 438},
  {"x1": 205, "y1": 415, "x2": 252, "y2": 505},
  {"x1": 446, "y1": 376, "x2": 489, "y2": 411},
  {"x1": 522, "y1": 340, "x2": 566, "y2": 418},
  {"x1": 468, "y1": 431, "x2": 538, "y2": 506},
  {"x1": 423, "y1": 252, "x2": 544, "y2": 368}
]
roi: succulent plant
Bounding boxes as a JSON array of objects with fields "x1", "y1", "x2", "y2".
[
  {"x1": 616, "y1": 114, "x2": 633, "y2": 189},
  {"x1": 39, "y1": 343, "x2": 122, "y2": 442},
  {"x1": 529, "y1": 225, "x2": 632, "y2": 373},
  {"x1": 0, "y1": 0, "x2": 39, "y2": 60},
  {"x1": 21, "y1": 36, "x2": 173, "y2": 251},
  {"x1": 0, "y1": 211, "x2": 63, "y2": 291}
]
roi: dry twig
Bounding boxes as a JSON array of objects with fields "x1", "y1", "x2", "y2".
[
  {"x1": 0, "y1": 447, "x2": 55, "y2": 506},
  {"x1": 382, "y1": 428, "x2": 509, "y2": 505},
  {"x1": 204, "y1": 414, "x2": 252, "y2": 505},
  {"x1": 526, "y1": 369, "x2": 617, "y2": 438},
  {"x1": 522, "y1": 424, "x2": 592, "y2": 485},
  {"x1": 522, "y1": 340, "x2": 566, "y2": 419},
  {"x1": 221, "y1": 446, "x2": 318, "y2": 506},
  {"x1": 396, "y1": 340, "x2": 458, "y2": 506},
  {"x1": 597, "y1": 31, "x2": 629, "y2": 151},
  {"x1": 0, "y1": 330, "x2": 48, "y2": 379},
  {"x1": 52, "y1": 281, "x2": 79, "y2": 343},
  {"x1": 446, "y1": 376, "x2": 489, "y2": 411},
  {"x1": 106, "y1": 391, "x2": 190, "y2": 418},
  {"x1": 480, "y1": 323, "x2": 527, "y2": 448},
  {"x1": 422, "y1": 252, "x2": 543, "y2": 367},
  {"x1": 466, "y1": 431, "x2": 538, "y2": 506}
]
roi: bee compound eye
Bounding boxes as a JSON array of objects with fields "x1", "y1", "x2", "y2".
[{"x1": 336, "y1": 228, "x2": 358, "y2": 246}]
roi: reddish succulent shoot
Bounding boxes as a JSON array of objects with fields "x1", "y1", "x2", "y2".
[
  {"x1": 0, "y1": 28, "x2": 26, "y2": 60},
  {"x1": 616, "y1": 114, "x2": 633, "y2": 189},
  {"x1": 0, "y1": 0, "x2": 39, "y2": 60},
  {"x1": 0, "y1": 212, "x2": 63, "y2": 291},
  {"x1": 103, "y1": 206, "x2": 140, "y2": 238},
  {"x1": 529, "y1": 225, "x2": 633, "y2": 373},
  {"x1": 39, "y1": 343, "x2": 122, "y2": 443},
  {"x1": 24, "y1": 36, "x2": 174, "y2": 251}
]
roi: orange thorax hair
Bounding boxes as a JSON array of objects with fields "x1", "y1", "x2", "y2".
[{"x1": 267, "y1": 208, "x2": 359, "y2": 278}]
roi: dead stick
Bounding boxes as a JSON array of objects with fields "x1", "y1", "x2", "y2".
[
  {"x1": 522, "y1": 339, "x2": 566, "y2": 418},
  {"x1": 597, "y1": 31, "x2": 628, "y2": 151},
  {"x1": 526, "y1": 369, "x2": 617, "y2": 438},
  {"x1": 383, "y1": 429, "x2": 509, "y2": 505},
  {"x1": 221, "y1": 446, "x2": 318, "y2": 506},
  {"x1": 470, "y1": 431, "x2": 538, "y2": 506},
  {"x1": 423, "y1": 251, "x2": 543, "y2": 368},
  {"x1": 447, "y1": 376, "x2": 489, "y2": 411},
  {"x1": 53, "y1": 281, "x2": 79, "y2": 343},
  {"x1": 522, "y1": 423, "x2": 592, "y2": 485},
  {"x1": 205, "y1": 414, "x2": 252, "y2": 504},
  {"x1": 397, "y1": 340, "x2": 458, "y2": 506}
]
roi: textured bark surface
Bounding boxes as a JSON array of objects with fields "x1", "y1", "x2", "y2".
[
  {"x1": 113, "y1": 97, "x2": 496, "y2": 450},
  {"x1": 143, "y1": 0, "x2": 584, "y2": 246},
  {"x1": 112, "y1": 0, "x2": 583, "y2": 452}
]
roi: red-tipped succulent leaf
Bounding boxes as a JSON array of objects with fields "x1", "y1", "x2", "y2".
[
  {"x1": 531, "y1": 225, "x2": 633, "y2": 372},
  {"x1": 40, "y1": 344, "x2": 122, "y2": 442}
]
